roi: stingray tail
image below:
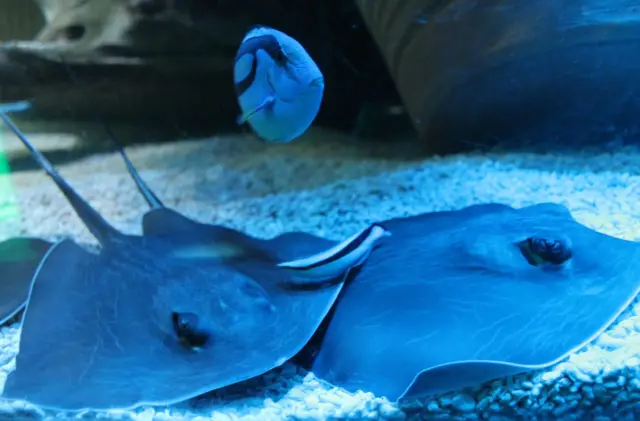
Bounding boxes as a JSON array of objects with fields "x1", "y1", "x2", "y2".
[
  {"x1": 0, "y1": 101, "x2": 121, "y2": 244},
  {"x1": 278, "y1": 223, "x2": 390, "y2": 287},
  {"x1": 98, "y1": 121, "x2": 165, "y2": 210},
  {"x1": 60, "y1": 57, "x2": 165, "y2": 210}
]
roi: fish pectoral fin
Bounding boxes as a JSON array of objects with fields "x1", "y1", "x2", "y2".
[
  {"x1": 237, "y1": 96, "x2": 277, "y2": 125},
  {"x1": 277, "y1": 224, "x2": 390, "y2": 289}
]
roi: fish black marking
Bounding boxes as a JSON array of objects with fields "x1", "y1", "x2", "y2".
[{"x1": 234, "y1": 34, "x2": 287, "y2": 97}]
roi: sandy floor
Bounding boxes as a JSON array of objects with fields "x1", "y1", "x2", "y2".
[{"x1": 1, "y1": 126, "x2": 640, "y2": 420}]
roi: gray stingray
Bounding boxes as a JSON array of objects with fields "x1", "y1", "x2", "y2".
[
  {"x1": 0, "y1": 237, "x2": 53, "y2": 324},
  {"x1": 307, "y1": 202, "x2": 640, "y2": 401},
  {"x1": 0, "y1": 102, "x2": 386, "y2": 411}
]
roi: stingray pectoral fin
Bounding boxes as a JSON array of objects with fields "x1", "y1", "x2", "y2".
[
  {"x1": 142, "y1": 208, "x2": 202, "y2": 235},
  {"x1": 400, "y1": 361, "x2": 534, "y2": 402},
  {"x1": 2, "y1": 239, "x2": 104, "y2": 409},
  {"x1": 142, "y1": 208, "x2": 266, "y2": 261},
  {"x1": 142, "y1": 208, "x2": 249, "y2": 243},
  {"x1": 277, "y1": 224, "x2": 390, "y2": 287},
  {"x1": 0, "y1": 237, "x2": 53, "y2": 324}
]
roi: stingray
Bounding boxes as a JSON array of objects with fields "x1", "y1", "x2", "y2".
[
  {"x1": 306, "y1": 201, "x2": 640, "y2": 401},
  {"x1": 0, "y1": 102, "x2": 387, "y2": 411},
  {"x1": 0, "y1": 237, "x2": 53, "y2": 324}
]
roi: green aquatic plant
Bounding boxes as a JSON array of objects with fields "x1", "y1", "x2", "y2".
[{"x1": 0, "y1": 129, "x2": 21, "y2": 225}]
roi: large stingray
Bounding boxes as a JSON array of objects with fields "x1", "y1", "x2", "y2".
[
  {"x1": 306, "y1": 202, "x2": 640, "y2": 401},
  {"x1": 0, "y1": 102, "x2": 386, "y2": 410}
]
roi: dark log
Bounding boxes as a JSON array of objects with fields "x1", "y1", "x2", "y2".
[{"x1": 357, "y1": 0, "x2": 640, "y2": 154}]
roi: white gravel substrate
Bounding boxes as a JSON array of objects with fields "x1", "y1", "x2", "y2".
[{"x1": 1, "y1": 127, "x2": 640, "y2": 420}]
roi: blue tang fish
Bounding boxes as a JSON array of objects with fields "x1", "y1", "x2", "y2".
[{"x1": 233, "y1": 25, "x2": 324, "y2": 143}]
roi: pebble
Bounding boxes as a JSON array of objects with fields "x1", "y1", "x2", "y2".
[
  {"x1": 541, "y1": 402, "x2": 555, "y2": 412},
  {"x1": 540, "y1": 370, "x2": 563, "y2": 383},
  {"x1": 476, "y1": 397, "x2": 492, "y2": 412},
  {"x1": 510, "y1": 390, "x2": 527, "y2": 400},
  {"x1": 604, "y1": 381, "x2": 618, "y2": 389},
  {"x1": 378, "y1": 402, "x2": 403, "y2": 419},
  {"x1": 567, "y1": 368, "x2": 593, "y2": 383},
  {"x1": 134, "y1": 409, "x2": 155, "y2": 421},
  {"x1": 304, "y1": 394, "x2": 320, "y2": 407},
  {"x1": 625, "y1": 357, "x2": 640, "y2": 369},
  {"x1": 451, "y1": 394, "x2": 476, "y2": 412},
  {"x1": 592, "y1": 384, "x2": 607, "y2": 397},
  {"x1": 629, "y1": 378, "x2": 640, "y2": 390},
  {"x1": 582, "y1": 385, "x2": 595, "y2": 400},
  {"x1": 607, "y1": 328, "x2": 628, "y2": 339},
  {"x1": 438, "y1": 395, "x2": 453, "y2": 407},
  {"x1": 498, "y1": 393, "x2": 512, "y2": 404},
  {"x1": 596, "y1": 333, "x2": 627, "y2": 349},
  {"x1": 520, "y1": 381, "x2": 534, "y2": 390},
  {"x1": 429, "y1": 414, "x2": 452, "y2": 420},
  {"x1": 426, "y1": 401, "x2": 442, "y2": 413}
]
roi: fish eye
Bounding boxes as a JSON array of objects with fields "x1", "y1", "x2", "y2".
[
  {"x1": 63, "y1": 25, "x2": 86, "y2": 41},
  {"x1": 518, "y1": 236, "x2": 572, "y2": 266},
  {"x1": 274, "y1": 48, "x2": 288, "y2": 66},
  {"x1": 171, "y1": 312, "x2": 211, "y2": 349}
]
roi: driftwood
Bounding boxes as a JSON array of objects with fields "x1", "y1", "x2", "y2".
[
  {"x1": 0, "y1": 0, "x2": 249, "y2": 125},
  {"x1": 0, "y1": 0, "x2": 403, "y2": 145}
]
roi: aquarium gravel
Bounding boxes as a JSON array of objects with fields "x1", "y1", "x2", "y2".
[{"x1": 1, "y1": 128, "x2": 640, "y2": 420}]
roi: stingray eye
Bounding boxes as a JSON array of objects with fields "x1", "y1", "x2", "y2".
[
  {"x1": 171, "y1": 312, "x2": 211, "y2": 349},
  {"x1": 519, "y1": 237, "x2": 572, "y2": 266}
]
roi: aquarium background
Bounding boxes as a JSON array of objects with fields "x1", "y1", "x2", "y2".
[{"x1": 1, "y1": 1, "x2": 640, "y2": 420}]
